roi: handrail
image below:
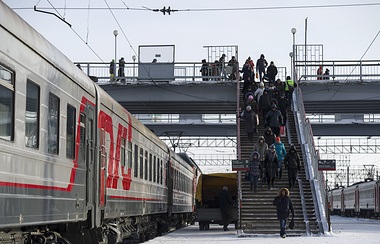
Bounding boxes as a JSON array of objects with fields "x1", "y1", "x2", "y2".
[
  {"x1": 298, "y1": 178, "x2": 310, "y2": 236},
  {"x1": 292, "y1": 82, "x2": 329, "y2": 234},
  {"x1": 75, "y1": 61, "x2": 287, "y2": 84},
  {"x1": 295, "y1": 59, "x2": 380, "y2": 82}
]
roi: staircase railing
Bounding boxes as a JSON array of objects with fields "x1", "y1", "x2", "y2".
[
  {"x1": 292, "y1": 84, "x2": 329, "y2": 234},
  {"x1": 297, "y1": 178, "x2": 311, "y2": 235}
]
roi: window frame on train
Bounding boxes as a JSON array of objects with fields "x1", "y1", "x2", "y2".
[
  {"x1": 48, "y1": 93, "x2": 60, "y2": 155},
  {"x1": 25, "y1": 79, "x2": 40, "y2": 148},
  {"x1": 66, "y1": 104, "x2": 76, "y2": 159},
  {"x1": 0, "y1": 64, "x2": 14, "y2": 141}
]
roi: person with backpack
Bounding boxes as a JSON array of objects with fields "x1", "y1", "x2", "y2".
[{"x1": 273, "y1": 187, "x2": 295, "y2": 238}]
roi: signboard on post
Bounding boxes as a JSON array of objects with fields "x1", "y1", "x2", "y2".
[
  {"x1": 232, "y1": 159, "x2": 250, "y2": 171},
  {"x1": 318, "y1": 159, "x2": 336, "y2": 171}
]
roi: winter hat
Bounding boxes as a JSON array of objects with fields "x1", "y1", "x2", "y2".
[
  {"x1": 248, "y1": 95, "x2": 254, "y2": 100},
  {"x1": 259, "y1": 82, "x2": 264, "y2": 88},
  {"x1": 246, "y1": 105, "x2": 252, "y2": 111},
  {"x1": 269, "y1": 144, "x2": 275, "y2": 151},
  {"x1": 276, "y1": 137, "x2": 281, "y2": 142}
]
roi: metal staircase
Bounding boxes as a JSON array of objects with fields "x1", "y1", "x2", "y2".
[{"x1": 238, "y1": 83, "x2": 321, "y2": 235}]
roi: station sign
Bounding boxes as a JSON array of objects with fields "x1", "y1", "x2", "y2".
[
  {"x1": 318, "y1": 159, "x2": 336, "y2": 171},
  {"x1": 232, "y1": 159, "x2": 250, "y2": 171}
]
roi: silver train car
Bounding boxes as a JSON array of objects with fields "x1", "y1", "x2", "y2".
[
  {"x1": 329, "y1": 180, "x2": 380, "y2": 218},
  {"x1": 0, "y1": 2, "x2": 200, "y2": 243}
]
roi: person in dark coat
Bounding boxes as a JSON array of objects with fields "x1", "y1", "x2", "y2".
[
  {"x1": 240, "y1": 105, "x2": 259, "y2": 142},
  {"x1": 219, "y1": 186, "x2": 233, "y2": 231},
  {"x1": 117, "y1": 57, "x2": 125, "y2": 83},
  {"x1": 249, "y1": 151, "x2": 262, "y2": 192},
  {"x1": 266, "y1": 61, "x2": 278, "y2": 84},
  {"x1": 200, "y1": 59, "x2": 210, "y2": 81},
  {"x1": 264, "y1": 144, "x2": 278, "y2": 189},
  {"x1": 263, "y1": 127, "x2": 276, "y2": 147},
  {"x1": 265, "y1": 104, "x2": 283, "y2": 137},
  {"x1": 274, "y1": 79, "x2": 285, "y2": 97},
  {"x1": 273, "y1": 188, "x2": 295, "y2": 238},
  {"x1": 277, "y1": 93, "x2": 288, "y2": 126},
  {"x1": 256, "y1": 54, "x2": 268, "y2": 82},
  {"x1": 252, "y1": 136, "x2": 268, "y2": 180},
  {"x1": 241, "y1": 60, "x2": 254, "y2": 93},
  {"x1": 259, "y1": 89, "x2": 271, "y2": 121},
  {"x1": 109, "y1": 59, "x2": 115, "y2": 81},
  {"x1": 284, "y1": 144, "x2": 301, "y2": 189}
]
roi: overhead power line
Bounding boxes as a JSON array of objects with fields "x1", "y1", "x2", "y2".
[{"x1": 12, "y1": 2, "x2": 380, "y2": 13}]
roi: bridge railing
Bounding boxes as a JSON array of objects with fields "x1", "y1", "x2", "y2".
[
  {"x1": 295, "y1": 60, "x2": 380, "y2": 81},
  {"x1": 293, "y1": 82, "x2": 329, "y2": 234},
  {"x1": 76, "y1": 61, "x2": 287, "y2": 83}
]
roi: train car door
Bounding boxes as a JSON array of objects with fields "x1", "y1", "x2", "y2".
[
  {"x1": 79, "y1": 105, "x2": 96, "y2": 228},
  {"x1": 355, "y1": 186, "x2": 360, "y2": 215},
  {"x1": 167, "y1": 156, "x2": 174, "y2": 217}
]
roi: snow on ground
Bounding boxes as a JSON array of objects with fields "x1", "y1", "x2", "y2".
[{"x1": 147, "y1": 216, "x2": 380, "y2": 244}]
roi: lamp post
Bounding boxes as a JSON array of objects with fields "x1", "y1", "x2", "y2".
[
  {"x1": 132, "y1": 55, "x2": 136, "y2": 81},
  {"x1": 291, "y1": 28, "x2": 296, "y2": 82},
  {"x1": 289, "y1": 52, "x2": 293, "y2": 78},
  {"x1": 113, "y1": 30, "x2": 118, "y2": 80}
]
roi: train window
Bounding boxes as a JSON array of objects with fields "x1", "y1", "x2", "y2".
[
  {"x1": 159, "y1": 160, "x2": 162, "y2": 185},
  {"x1": 0, "y1": 65, "x2": 14, "y2": 141},
  {"x1": 79, "y1": 113, "x2": 86, "y2": 163},
  {"x1": 160, "y1": 160, "x2": 163, "y2": 185},
  {"x1": 134, "y1": 144, "x2": 138, "y2": 178},
  {"x1": 127, "y1": 141, "x2": 132, "y2": 169},
  {"x1": 66, "y1": 104, "x2": 76, "y2": 159},
  {"x1": 120, "y1": 138, "x2": 126, "y2": 167},
  {"x1": 149, "y1": 153, "x2": 152, "y2": 181},
  {"x1": 153, "y1": 156, "x2": 157, "y2": 183},
  {"x1": 139, "y1": 148, "x2": 143, "y2": 179},
  {"x1": 48, "y1": 93, "x2": 60, "y2": 154},
  {"x1": 144, "y1": 151, "x2": 148, "y2": 180},
  {"x1": 25, "y1": 80, "x2": 39, "y2": 147}
]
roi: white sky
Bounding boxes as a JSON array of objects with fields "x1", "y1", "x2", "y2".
[
  {"x1": 4, "y1": 0, "x2": 380, "y2": 71},
  {"x1": 146, "y1": 216, "x2": 380, "y2": 244},
  {"x1": 3, "y1": 0, "x2": 380, "y2": 176}
]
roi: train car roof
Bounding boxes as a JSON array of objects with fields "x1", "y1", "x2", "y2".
[
  {"x1": 177, "y1": 153, "x2": 201, "y2": 172},
  {"x1": 0, "y1": 2, "x2": 96, "y2": 96}
]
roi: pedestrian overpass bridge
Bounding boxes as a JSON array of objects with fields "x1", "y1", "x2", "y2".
[{"x1": 77, "y1": 59, "x2": 380, "y2": 167}]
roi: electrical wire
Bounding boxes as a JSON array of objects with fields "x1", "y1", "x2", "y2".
[{"x1": 14, "y1": 2, "x2": 380, "y2": 11}]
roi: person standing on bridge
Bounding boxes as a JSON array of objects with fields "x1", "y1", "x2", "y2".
[
  {"x1": 256, "y1": 54, "x2": 268, "y2": 82},
  {"x1": 273, "y1": 187, "x2": 295, "y2": 238},
  {"x1": 219, "y1": 186, "x2": 233, "y2": 231},
  {"x1": 266, "y1": 61, "x2": 278, "y2": 84},
  {"x1": 317, "y1": 65, "x2": 323, "y2": 80},
  {"x1": 284, "y1": 144, "x2": 301, "y2": 189},
  {"x1": 118, "y1": 57, "x2": 125, "y2": 83},
  {"x1": 109, "y1": 59, "x2": 115, "y2": 81}
]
